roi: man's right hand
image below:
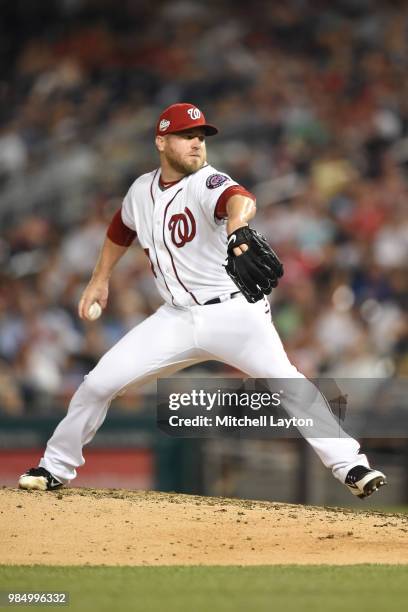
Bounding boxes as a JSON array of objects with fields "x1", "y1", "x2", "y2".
[{"x1": 78, "y1": 279, "x2": 109, "y2": 320}]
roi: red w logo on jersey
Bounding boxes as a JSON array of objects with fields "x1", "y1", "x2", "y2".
[{"x1": 168, "y1": 207, "x2": 196, "y2": 248}]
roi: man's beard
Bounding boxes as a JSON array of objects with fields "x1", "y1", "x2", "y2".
[{"x1": 165, "y1": 150, "x2": 204, "y2": 175}]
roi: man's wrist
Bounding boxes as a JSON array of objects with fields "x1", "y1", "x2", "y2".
[
  {"x1": 91, "y1": 271, "x2": 111, "y2": 283},
  {"x1": 227, "y1": 220, "x2": 248, "y2": 235}
]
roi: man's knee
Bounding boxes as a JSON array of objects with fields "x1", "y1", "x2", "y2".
[{"x1": 81, "y1": 368, "x2": 118, "y2": 402}]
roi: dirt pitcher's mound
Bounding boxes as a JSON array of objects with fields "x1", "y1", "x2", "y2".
[{"x1": 1, "y1": 488, "x2": 408, "y2": 565}]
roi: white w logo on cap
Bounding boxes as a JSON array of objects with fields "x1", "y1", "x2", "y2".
[{"x1": 187, "y1": 108, "x2": 201, "y2": 120}]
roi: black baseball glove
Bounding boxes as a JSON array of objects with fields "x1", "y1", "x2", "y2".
[{"x1": 223, "y1": 226, "x2": 284, "y2": 303}]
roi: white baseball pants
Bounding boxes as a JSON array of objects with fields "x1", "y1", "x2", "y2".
[{"x1": 40, "y1": 296, "x2": 368, "y2": 484}]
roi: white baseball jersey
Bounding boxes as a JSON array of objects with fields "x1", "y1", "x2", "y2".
[{"x1": 121, "y1": 164, "x2": 241, "y2": 308}]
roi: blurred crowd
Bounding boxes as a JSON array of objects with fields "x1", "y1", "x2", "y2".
[{"x1": 0, "y1": 0, "x2": 407, "y2": 414}]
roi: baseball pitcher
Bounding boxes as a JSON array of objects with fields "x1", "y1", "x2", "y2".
[{"x1": 19, "y1": 103, "x2": 386, "y2": 499}]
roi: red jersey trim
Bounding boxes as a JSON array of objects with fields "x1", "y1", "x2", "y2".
[
  {"x1": 162, "y1": 189, "x2": 200, "y2": 305},
  {"x1": 149, "y1": 169, "x2": 176, "y2": 305},
  {"x1": 107, "y1": 209, "x2": 137, "y2": 246},
  {"x1": 150, "y1": 168, "x2": 159, "y2": 205},
  {"x1": 159, "y1": 175, "x2": 183, "y2": 190},
  {"x1": 215, "y1": 186, "x2": 256, "y2": 220}
]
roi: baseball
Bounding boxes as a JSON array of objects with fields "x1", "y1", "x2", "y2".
[{"x1": 87, "y1": 302, "x2": 102, "y2": 321}]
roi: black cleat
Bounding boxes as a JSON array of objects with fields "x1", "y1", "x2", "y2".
[
  {"x1": 18, "y1": 467, "x2": 63, "y2": 491},
  {"x1": 345, "y1": 466, "x2": 387, "y2": 499}
]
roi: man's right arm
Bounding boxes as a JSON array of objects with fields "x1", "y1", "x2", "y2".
[
  {"x1": 78, "y1": 206, "x2": 137, "y2": 320},
  {"x1": 78, "y1": 236, "x2": 131, "y2": 320}
]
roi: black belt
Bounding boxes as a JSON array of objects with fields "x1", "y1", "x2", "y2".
[{"x1": 203, "y1": 291, "x2": 241, "y2": 305}]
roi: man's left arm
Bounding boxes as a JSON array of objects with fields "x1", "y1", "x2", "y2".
[
  {"x1": 226, "y1": 195, "x2": 256, "y2": 256},
  {"x1": 223, "y1": 195, "x2": 284, "y2": 303}
]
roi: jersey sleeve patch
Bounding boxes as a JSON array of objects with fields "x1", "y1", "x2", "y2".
[{"x1": 206, "y1": 173, "x2": 229, "y2": 189}]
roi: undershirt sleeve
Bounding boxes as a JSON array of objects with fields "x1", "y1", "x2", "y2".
[
  {"x1": 214, "y1": 185, "x2": 256, "y2": 219},
  {"x1": 107, "y1": 209, "x2": 137, "y2": 246}
]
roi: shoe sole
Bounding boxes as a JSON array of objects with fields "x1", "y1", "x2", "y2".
[
  {"x1": 18, "y1": 475, "x2": 48, "y2": 491},
  {"x1": 358, "y1": 475, "x2": 387, "y2": 499},
  {"x1": 346, "y1": 470, "x2": 387, "y2": 499}
]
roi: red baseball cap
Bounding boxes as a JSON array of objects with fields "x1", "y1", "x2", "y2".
[{"x1": 156, "y1": 103, "x2": 218, "y2": 136}]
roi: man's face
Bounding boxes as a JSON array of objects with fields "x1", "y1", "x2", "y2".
[{"x1": 156, "y1": 127, "x2": 207, "y2": 175}]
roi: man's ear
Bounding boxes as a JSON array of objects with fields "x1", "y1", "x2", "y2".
[{"x1": 155, "y1": 135, "x2": 165, "y2": 152}]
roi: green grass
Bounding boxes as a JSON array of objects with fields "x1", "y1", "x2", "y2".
[
  {"x1": 371, "y1": 505, "x2": 408, "y2": 514},
  {"x1": 1, "y1": 565, "x2": 407, "y2": 612}
]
